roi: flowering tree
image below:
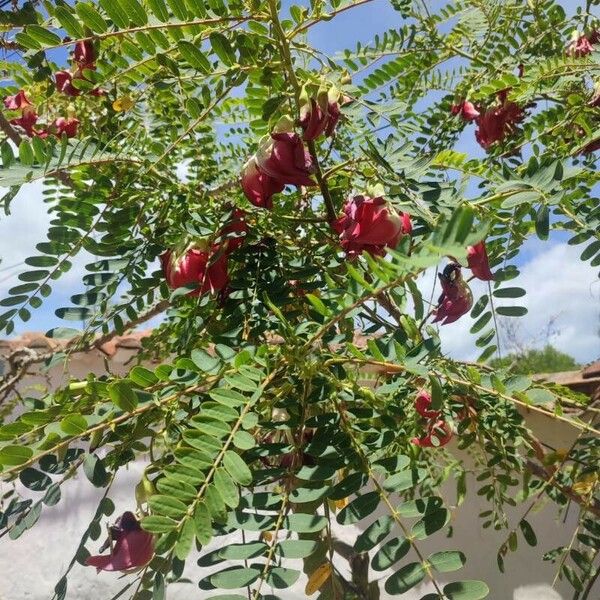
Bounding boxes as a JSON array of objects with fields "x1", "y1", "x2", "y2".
[{"x1": 0, "y1": 0, "x2": 599, "y2": 598}]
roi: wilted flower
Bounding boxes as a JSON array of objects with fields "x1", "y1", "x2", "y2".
[
  {"x1": 86, "y1": 511, "x2": 154, "y2": 572},
  {"x1": 451, "y1": 100, "x2": 480, "y2": 122},
  {"x1": 332, "y1": 195, "x2": 410, "y2": 258},
  {"x1": 467, "y1": 240, "x2": 494, "y2": 281},
  {"x1": 241, "y1": 159, "x2": 285, "y2": 210},
  {"x1": 415, "y1": 390, "x2": 441, "y2": 420},
  {"x1": 160, "y1": 242, "x2": 229, "y2": 296},
  {"x1": 432, "y1": 263, "x2": 473, "y2": 325},
  {"x1": 255, "y1": 132, "x2": 316, "y2": 187},
  {"x1": 411, "y1": 419, "x2": 453, "y2": 448}
]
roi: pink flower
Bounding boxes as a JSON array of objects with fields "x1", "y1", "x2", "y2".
[
  {"x1": 411, "y1": 420, "x2": 453, "y2": 448},
  {"x1": 299, "y1": 95, "x2": 344, "y2": 141},
  {"x1": 74, "y1": 39, "x2": 96, "y2": 68},
  {"x1": 567, "y1": 31, "x2": 599, "y2": 57},
  {"x1": 474, "y1": 94, "x2": 524, "y2": 149},
  {"x1": 432, "y1": 263, "x2": 473, "y2": 325},
  {"x1": 86, "y1": 512, "x2": 154, "y2": 572},
  {"x1": 9, "y1": 106, "x2": 39, "y2": 136},
  {"x1": 467, "y1": 241, "x2": 494, "y2": 281},
  {"x1": 52, "y1": 117, "x2": 79, "y2": 138},
  {"x1": 415, "y1": 390, "x2": 440, "y2": 420},
  {"x1": 333, "y1": 195, "x2": 407, "y2": 258},
  {"x1": 160, "y1": 243, "x2": 229, "y2": 296},
  {"x1": 3, "y1": 90, "x2": 32, "y2": 110},
  {"x1": 255, "y1": 132, "x2": 316, "y2": 187},
  {"x1": 241, "y1": 159, "x2": 285, "y2": 210},
  {"x1": 451, "y1": 100, "x2": 480, "y2": 122},
  {"x1": 401, "y1": 212, "x2": 413, "y2": 236},
  {"x1": 55, "y1": 70, "x2": 81, "y2": 97}
]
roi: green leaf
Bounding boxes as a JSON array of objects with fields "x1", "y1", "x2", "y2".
[
  {"x1": 116, "y1": 0, "x2": 148, "y2": 25},
  {"x1": 213, "y1": 468, "x2": 239, "y2": 508},
  {"x1": 149, "y1": 495, "x2": 189, "y2": 518},
  {"x1": 209, "y1": 32, "x2": 235, "y2": 66},
  {"x1": 443, "y1": 580, "x2": 490, "y2": 599},
  {"x1": 178, "y1": 41, "x2": 212, "y2": 73},
  {"x1": 382, "y1": 468, "x2": 424, "y2": 492},
  {"x1": 284, "y1": 513, "x2": 327, "y2": 533},
  {"x1": 519, "y1": 519, "x2": 537, "y2": 547},
  {"x1": 175, "y1": 517, "x2": 195, "y2": 559},
  {"x1": 60, "y1": 414, "x2": 88, "y2": 436},
  {"x1": 129, "y1": 366, "x2": 158, "y2": 387},
  {"x1": 384, "y1": 561, "x2": 425, "y2": 594},
  {"x1": 83, "y1": 454, "x2": 109, "y2": 487},
  {"x1": 337, "y1": 492, "x2": 380, "y2": 525},
  {"x1": 495, "y1": 306, "x2": 527, "y2": 317},
  {"x1": 19, "y1": 468, "x2": 51, "y2": 491},
  {"x1": 157, "y1": 477, "x2": 197, "y2": 502},
  {"x1": 208, "y1": 388, "x2": 246, "y2": 407},
  {"x1": 0, "y1": 445, "x2": 33, "y2": 466},
  {"x1": 193, "y1": 501, "x2": 212, "y2": 545},
  {"x1": 147, "y1": 0, "x2": 169, "y2": 21},
  {"x1": 355, "y1": 515, "x2": 393, "y2": 552},
  {"x1": 75, "y1": 3, "x2": 109, "y2": 32},
  {"x1": 411, "y1": 508, "x2": 450, "y2": 540},
  {"x1": 535, "y1": 205, "x2": 550, "y2": 240},
  {"x1": 276, "y1": 539, "x2": 319, "y2": 559},
  {"x1": 428, "y1": 550, "x2": 466, "y2": 573},
  {"x1": 223, "y1": 451, "x2": 252, "y2": 486},
  {"x1": 26, "y1": 25, "x2": 62, "y2": 46},
  {"x1": 219, "y1": 542, "x2": 267, "y2": 560},
  {"x1": 372, "y1": 537, "x2": 410, "y2": 571},
  {"x1": 266, "y1": 567, "x2": 301, "y2": 589},
  {"x1": 210, "y1": 567, "x2": 260, "y2": 589},
  {"x1": 108, "y1": 381, "x2": 139, "y2": 411},
  {"x1": 55, "y1": 7, "x2": 85, "y2": 37},
  {"x1": 141, "y1": 515, "x2": 178, "y2": 533},
  {"x1": 18, "y1": 141, "x2": 34, "y2": 166},
  {"x1": 232, "y1": 431, "x2": 255, "y2": 450},
  {"x1": 492, "y1": 287, "x2": 526, "y2": 298},
  {"x1": 329, "y1": 472, "x2": 368, "y2": 500}
]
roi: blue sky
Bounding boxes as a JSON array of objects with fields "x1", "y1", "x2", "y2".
[{"x1": 0, "y1": 0, "x2": 598, "y2": 362}]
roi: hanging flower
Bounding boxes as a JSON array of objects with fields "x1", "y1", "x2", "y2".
[
  {"x1": 474, "y1": 91, "x2": 524, "y2": 149},
  {"x1": 55, "y1": 70, "x2": 81, "y2": 97},
  {"x1": 451, "y1": 100, "x2": 480, "y2": 122},
  {"x1": 299, "y1": 87, "x2": 345, "y2": 141},
  {"x1": 73, "y1": 39, "x2": 96, "y2": 69},
  {"x1": 467, "y1": 241, "x2": 494, "y2": 281},
  {"x1": 332, "y1": 195, "x2": 409, "y2": 258},
  {"x1": 415, "y1": 390, "x2": 441, "y2": 420},
  {"x1": 241, "y1": 159, "x2": 285, "y2": 210},
  {"x1": 52, "y1": 117, "x2": 80, "y2": 138},
  {"x1": 411, "y1": 420, "x2": 453, "y2": 448},
  {"x1": 255, "y1": 132, "x2": 316, "y2": 187},
  {"x1": 86, "y1": 512, "x2": 154, "y2": 572},
  {"x1": 160, "y1": 242, "x2": 229, "y2": 296},
  {"x1": 432, "y1": 263, "x2": 473, "y2": 325}
]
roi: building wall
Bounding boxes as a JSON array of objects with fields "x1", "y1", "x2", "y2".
[{"x1": 0, "y1": 349, "x2": 594, "y2": 600}]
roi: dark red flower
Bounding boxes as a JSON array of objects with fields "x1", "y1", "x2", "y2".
[
  {"x1": 467, "y1": 241, "x2": 494, "y2": 281},
  {"x1": 474, "y1": 94, "x2": 524, "y2": 149},
  {"x1": 219, "y1": 209, "x2": 248, "y2": 252},
  {"x1": 451, "y1": 100, "x2": 480, "y2": 122},
  {"x1": 86, "y1": 512, "x2": 154, "y2": 572},
  {"x1": 401, "y1": 212, "x2": 413, "y2": 236},
  {"x1": 432, "y1": 263, "x2": 473, "y2": 325},
  {"x1": 255, "y1": 132, "x2": 316, "y2": 187},
  {"x1": 74, "y1": 39, "x2": 96, "y2": 69},
  {"x1": 333, "y1": 195, "x2": 407, "y2": 258},
  {"x1": 55, "y1": 70, "x2": 81, "y2": 97},
  {"x1": 52, "y1": 117, "x2": 79, "y2": 138},
  {"x1": 241, "y1": 159, "x2": 285, "y2": 210},
  {"x1": 415, "y1": 390, "x2": 440, "y2": 419},
  {"x1": 3, "y1": 90, "x2": 32, "y2": 110},
  {"x1": 9, "y1": 106, "x2": 39, "y2": 136},
  {"x1": 581, "y1": 138, "x2": 600, "y2": 154},
  {"x1": 161, "y1": 243, "x2": 229, "y2": 296},
  {"x1": 411, "y1": 420, "x2": 453, "y2": 448},
  {"x1": 300, "y1": 97, "x2": 329, "y2": 141}
]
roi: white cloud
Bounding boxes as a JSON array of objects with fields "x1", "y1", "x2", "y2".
[{"x1": 417, "y1": 243, "x2": 600, "y2": 364}]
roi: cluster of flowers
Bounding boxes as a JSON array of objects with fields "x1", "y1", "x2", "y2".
[
  {"x1": 55, "y1": 39, "x2": 104, "y2": 98},
  {"x1": 411, "y1": 390, "x2": 453, "y2": 448},
  {"x1": 567, "y1": 29, "x2": 600, "y2": 57},
  {"x1": 4, "y1": 90, "x2": 79, "y2": 139}
]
